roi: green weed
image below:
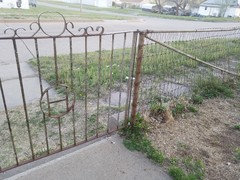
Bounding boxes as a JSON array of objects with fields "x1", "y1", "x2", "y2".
[
  {"x1": 169, "y1": 158, "x2": 205, "y2": 180},
  {"x1": 235, "y1": 148, "x2": 240, "y2": 161},
  {"x1": 187, "y1": 105, "x2": 198, "y2": 113},
  {"x1": 172, "y1": 103, "x2": 186, "y2": 117},
  {"x1": 234, "y1": 124, "x2": 240, "y2": 131},
  {"x1": 193, "y1": 77, "x2": 234, "y2": 99},
  {"x1": 122, "y1": 114, "x2": 165, "y2": 164},
  {"x1": 150, "y1": 102, "x2": 166, "y2": 117},
  {"x1": 191, "y1": 94, "x2": 204, "y2": 104}
]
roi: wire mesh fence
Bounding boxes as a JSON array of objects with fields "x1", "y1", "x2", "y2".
[{"x1": 136, "y1": 29, "x2": 240, "y2": 113}]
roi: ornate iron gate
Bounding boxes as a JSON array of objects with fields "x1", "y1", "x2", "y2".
[{"x1": 0, "y1": 12, "x2": 138, "y2": 172}]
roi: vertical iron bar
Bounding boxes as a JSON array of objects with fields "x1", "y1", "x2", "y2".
[
  {"x1": 107, "y1": 34, "x2": 115, "y2": 133},
  {"x1": 66, "y1": 87, "x2": 69, "y2": 110},
  {"x1": 53, "y1": 38, "x2": 59, "y2": 85},
  {"x1": 12, "y1": 39, "x2": 35, "y2": 160},
  {"x1": 46, "y1": 91, "x2": 51, "y2": 117},
  {"x1": 117, "y1": 33, "x2": 127, "y2": 129},
  {"x1": 35, "y1": 39, "x2": 43, "y2": 93},
  {"x1": 0, "y1": 78, "x2": 19, "y2": 165},
  {"x1": 131, "y1": 32, "x2": 145, "y2": 126},
  {"x1": 84, "y1": 36, "x2": 88, "y2": 141},
  {"x1": 58, "y1": 117, "x2": 63, "y2": 150},
  {"x1": 72, "y1": 108, "x2": 76, "y2": 146},
  {"x1": 69, "y1": 37, "x2": 74, "y2": 89},
  {"x1": 69, "y1": 37, "x2": 76, "y2": 145},
  {"x1": 96, "y1": 35, "x2": 102, "y2": 137},
  {"x1": 34, "y1": 38, "x2": 49, "y2": 154},
  {"x1": 124, "y1": 31, "x2": 138, "y2": 126}
]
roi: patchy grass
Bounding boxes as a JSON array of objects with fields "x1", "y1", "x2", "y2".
[
  {"x1": 29, "y1": 48, "x2": 132, "y2": 99},
  {"x1": 29, "y1": 38, "x2": 240, "y2": 99},
  {"x1": 191, "y1": 94, "x2": 204, "y2": 105},
  {"x1": 192, "y1": 77, "x2": 235, "y2": 103},
  {"x1": 186, "y1": 105, "x2": 198, "y2": 113},
  {"x1": 121, "y1": 114, "x2": 165, "y2": 164},
  {"x1": 0, "y1": 101, "x2": 122, "y2": 169},
  {"x1": 121, "y1": 114, "x2": 205, "y2": 180},
  {"x1": 145, "y1": 97, "x2": 240, "y2": 179},
  {"x1": 149, "y1": 101, "x2": 166, "y2": 117},
  {"x1": 235, "y1": 148, "x2": 240, "y2": 161},
  {"x1": 234, "y1": 124, "x2": 240, "y2": 131},
  {"x1": 172, "y1": 103, "x2": 186, "y2": 117},
  {"x1": 169, "y1": 159, "x2": 205, "y2": 180}
]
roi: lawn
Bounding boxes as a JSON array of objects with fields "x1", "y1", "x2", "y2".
[
  {"x1": 39, "y1": 0, "x2": 240, "y2": 22},
  {"x1": 28, "y1": 38, "x2": 240, "y2": 100},
  {"x1": 0, "y1": 5, "x2": 131, "y2": 21}
]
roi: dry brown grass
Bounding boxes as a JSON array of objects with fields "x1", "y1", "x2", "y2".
[{"x1": 146, "y1": 97, "x2": 240, "y2": 180}]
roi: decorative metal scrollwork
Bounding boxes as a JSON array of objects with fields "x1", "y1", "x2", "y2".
[
  {"x1": 2, "y1": 11, "x2": 105, "y2": 38},
  {"x1": 40, "y1": 85, "x2": 75, "y2": 119}
]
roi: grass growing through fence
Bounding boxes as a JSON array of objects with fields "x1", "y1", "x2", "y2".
[
  {"x1": 29, "y1": 38, "x2": 240, "y2": 99},
  {"x1": 121, "y1": 114, "x2": 165, "y2": 164},
  {"x1": 191, "y1": 76, "x2": 235, "y2": 104},
  {"x1": 30, "y1": 48, "x2": 132, "y2": 99}
]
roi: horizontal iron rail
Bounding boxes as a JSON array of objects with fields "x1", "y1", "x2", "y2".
[
  {"x1": 144, "y1": 27, "x2": 240, "y2": 34},
  {"x1": 1, "y1": 27, "x2": 240, "y2": 40},
  {"x1": 0, "y1": 30, "x2": 137, "y2": 40},
  {"x1": 145, "y1": 35, "x2": 240, "y2": 78}
]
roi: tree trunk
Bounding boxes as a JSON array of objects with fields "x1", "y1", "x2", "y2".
[{"x1": 176, "y1": 5, "x2": 179, "y2": 15}]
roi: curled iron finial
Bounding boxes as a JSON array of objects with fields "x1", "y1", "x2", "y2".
[
  {"x1": 29, "y1": 21, "x2": 40, "y2": 37},
  {"x1": 1, "y1": 11, "x2": 105, "y2": 38},
  {"x1": 85, "y1": 26, "x2": 94, "y2": 35},
  {"x1": 37, "y1": 11, "x2": 67, "y2": 37},
  {"x1": 96, "y1": 26, "x2": 105, "y2": 35},
  {"x1": 66, "y1": 21, "x2": 75, "y2": 36},
  {"x1": 4, "y1": 27, "x2": 26, "y2": 38},
  {"x1": 78, "y1": 27, "x2": 87, "y2": 36},
  {"x1": 84, "y1": 26, "x2": 104, "y2": 35}
]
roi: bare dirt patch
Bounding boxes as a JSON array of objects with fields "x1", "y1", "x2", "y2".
[{"x1": 146, "y1": 98, "x2": 240, "y2": 180}]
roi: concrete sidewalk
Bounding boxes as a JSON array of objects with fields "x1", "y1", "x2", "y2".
[{"x1": 2, "y1": 135, "x2": 171, "y2": 180}]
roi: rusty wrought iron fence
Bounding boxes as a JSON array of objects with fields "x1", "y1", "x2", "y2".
[
  {"x1": 1, "y1": 12, "x2": 240, "y2": 173},
  {"x1": 0, "y1": 12, "x2": 138, "y2": 172}
]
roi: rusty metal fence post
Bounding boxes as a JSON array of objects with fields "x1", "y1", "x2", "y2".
[
  {"x1": 124, "y1": 31, "x2": 138, "y2": 126},
  {"x1": 130, "y1": 31, "x2": 145, "y2": 126}
]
